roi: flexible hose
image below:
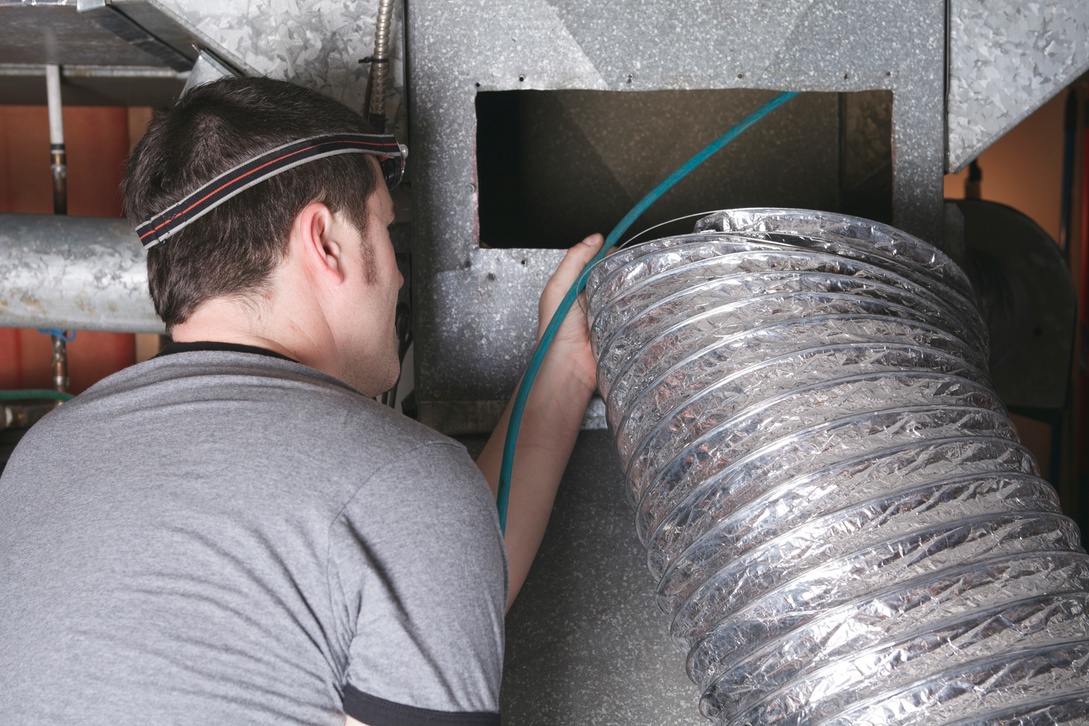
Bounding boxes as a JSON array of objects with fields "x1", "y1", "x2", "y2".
[
  {"x1": 496, "y1": 91, "x2": 799, "y2": 532},
  {"x1": 585, "y1": 208, "x2": 1089, "y2": 724},
  {"x1": 0, "y1": 390, "x2": 74, "y2": 402}
]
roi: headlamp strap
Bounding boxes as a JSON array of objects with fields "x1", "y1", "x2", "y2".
[{"x1": 136, "y1": 133, "x2": 402, "y2": 249}]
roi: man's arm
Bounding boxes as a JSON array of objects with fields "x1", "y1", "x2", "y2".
[{"x1": 476, "y1": 233, "x2": 604, "y2": 610}]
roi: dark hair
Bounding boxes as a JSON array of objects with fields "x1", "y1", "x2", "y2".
[{"x1": 123, "y1": 76, "x2": 378, "y2": 329}]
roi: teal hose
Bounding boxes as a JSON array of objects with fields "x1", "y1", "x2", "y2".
[
  {"x1": 497, "y1": 91, "x2": 799, "y2": 532},
  {"x1": 0, "y1": 389, "x2": 73, "y2": 402}
]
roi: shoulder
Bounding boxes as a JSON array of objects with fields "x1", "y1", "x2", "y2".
[
  {"x1": 331, "y1": 442, "x2": 506, "y2": 718},
  {"x1": 334, "y1": 436, "x2": 499, "y2": 547},
  {"x1": 327, "y1": 431, "x2": 505, "y2": 596}
]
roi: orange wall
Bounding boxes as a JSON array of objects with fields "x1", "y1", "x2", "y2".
[
  {"x1": 0, "y1": 105, "x2": 137, "y2": 394},
  {"x1": 944, "y1": 92, "x2": 1069, "y2": 241},
  {"x1": 945, "y1": 82, "x2": 1086, "y2": 502}
]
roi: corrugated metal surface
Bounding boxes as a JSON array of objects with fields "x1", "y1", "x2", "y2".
[
  {"x1": 147, "y1": 0, "x2": 403, "y2": 113},
  {"x1": 947, "y1": 0, "x2": 1089, "y2": 172}
]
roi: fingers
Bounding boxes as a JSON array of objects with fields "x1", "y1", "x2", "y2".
[
  {"x1": 579, "y1": 232, "x2": 605, "y2": 248},
  {"x1": 548, "y1": 233, "x2": 604, "y2": 292},
  {"x1": 538, "y1": 233, "x2": 604, "y2": 338},
  {"x1": 571, "y1": 233, "x2": 605, "y2": 269},
  {"x1": 536, "y1": 235, "x2": 605, "y2": 389}
]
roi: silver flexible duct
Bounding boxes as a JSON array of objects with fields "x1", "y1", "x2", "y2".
[{"x1": 585, "y1": 208, "x2": 1089, "y2": 724}]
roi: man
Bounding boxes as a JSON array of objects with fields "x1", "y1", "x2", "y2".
[{"x1": 0, "y1": 77, "x2": 602, "y2": 725}]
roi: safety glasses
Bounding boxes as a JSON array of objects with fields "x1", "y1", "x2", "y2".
[{"x1": 377, "y1": 143, "x2": 408, "y2": 191}]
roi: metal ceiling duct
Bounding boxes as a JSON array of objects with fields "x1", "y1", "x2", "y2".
[
  {"x1": 585, "y1": 209, "x2": 1089, "y2": 724},
  {"x1": 947, "y1": 1, "x2": 1089, "y2": 172}
]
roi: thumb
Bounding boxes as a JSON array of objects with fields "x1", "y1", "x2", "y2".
[
  {"x1": 553, "y1": 233, "x2": 605, "y2": 290},
  {"x1": 539, "y1": 233, "x2": 605, "y2": 337}
]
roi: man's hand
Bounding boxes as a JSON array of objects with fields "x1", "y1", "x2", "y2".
[
  {"x1": 477, "y1": 233, "x2": 605, "y2": 610},
  {"x1": 537, "y1": 233, "x2": 605, "y2": 395}
]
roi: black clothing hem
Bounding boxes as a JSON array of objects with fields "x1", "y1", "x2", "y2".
[
  {"x1": 156, "y1": 340, "x2": 298, "y2": 363},
  {"x1": 343, "y1": 685, "x2": 500, "y2": 726}
]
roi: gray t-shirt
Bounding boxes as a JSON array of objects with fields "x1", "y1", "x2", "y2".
[{"x1": 0, "y1": 348, "x2": 507, "y2": 725}]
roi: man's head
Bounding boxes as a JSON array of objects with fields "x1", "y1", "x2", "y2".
[{"x1": 123, "y1": 77, "x2": 381, "y2": 330}]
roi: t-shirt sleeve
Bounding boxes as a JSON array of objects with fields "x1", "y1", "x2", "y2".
[{"x1": 328, "y1": 441, "x2": 507, "y2": 725}]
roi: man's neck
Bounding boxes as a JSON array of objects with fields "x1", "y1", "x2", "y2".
[
  {"x1": 157, "y1": 340, "x2": 298, "y2": 363},
  {"x1": 170, "y1": 299, "x2": 300, "y2": 362}
]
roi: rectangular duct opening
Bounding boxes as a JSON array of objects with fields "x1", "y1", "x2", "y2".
[{"x1": 475, "y1": 88, "x2": 892, "y2": 249}]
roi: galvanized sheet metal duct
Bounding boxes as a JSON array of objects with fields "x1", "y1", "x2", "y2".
[
  {"x1": 585, "y1": 209, "x2": 1089, "y2": 724},
  {"x1": 0, "y1": 213, "x2": 162, "y2": 333}
]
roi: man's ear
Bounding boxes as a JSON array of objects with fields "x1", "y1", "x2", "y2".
[{"x1": 292, "y1": 202, "x2": 346, "y2": 285}]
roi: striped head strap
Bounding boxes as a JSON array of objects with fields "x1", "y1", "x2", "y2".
[{"x1": 136, "y1": 133, "x2": 407, "y2": 249}]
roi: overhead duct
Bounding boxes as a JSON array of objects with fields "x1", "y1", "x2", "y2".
[{"x1": 584, "y1": 209, "x2": 1089, "y2": 724}]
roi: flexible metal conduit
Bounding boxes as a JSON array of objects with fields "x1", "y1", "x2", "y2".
[
  {"x1": 367, "y1": 0, "x2": 396, "y2": 130},
  {"x1": 585, "y1": 208, "x2": 1089, "y2": 724}
]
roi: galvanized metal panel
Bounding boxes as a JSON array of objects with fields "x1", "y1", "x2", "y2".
[
  {"x1": 146, "y1": 0, "x2": 402, "y2": 113},
  {"x1": 502, "y1": 430, "x2": 704, "y2": 725},
  {"x1": 948, "y1": 0, "x2": 1089, "y2": 172},
  {"x1": 181, "y1": 49, "x2": 238, "y2": 93},
  {"x1": 0, "y1": 4, "x2": 171, "y2": 66},
  {"x1": 408, "y1": 0, "x2": 946, "y2": 430},
  {"x1": 78, "y1": 0, "x2": 196, "y2": 71}
]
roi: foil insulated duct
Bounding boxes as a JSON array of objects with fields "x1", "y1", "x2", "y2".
[{"x1": 584, "y1": 209, "x2": 1089, "y2": 724}]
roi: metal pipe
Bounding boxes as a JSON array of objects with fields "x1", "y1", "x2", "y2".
[
  {"x1": 0, "y1": 214, "x2": 162, "y2": 334},
  {"x1": 44, "y1": 64, "x2": 72, "y2": 398},
  {"x1": 2, "y1": 403, "x2": 54, "y2": 432},
  {"x1": 46, "y1": 64, "x2": 67, "y2": 216},
  {"x1": 585, "y1": 209, "x2": 1089, "y2": 724},
  {"x1": 50, "y1": 335, "x2": 69, "y2": 396}
]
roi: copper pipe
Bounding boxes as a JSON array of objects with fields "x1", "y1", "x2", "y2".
[
  {"x1": 51, "y1": 335, "x2": 69, "y2": 396},
  {"x1": 46, "y1": 65, "x2": 70, "y2": 399}
]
